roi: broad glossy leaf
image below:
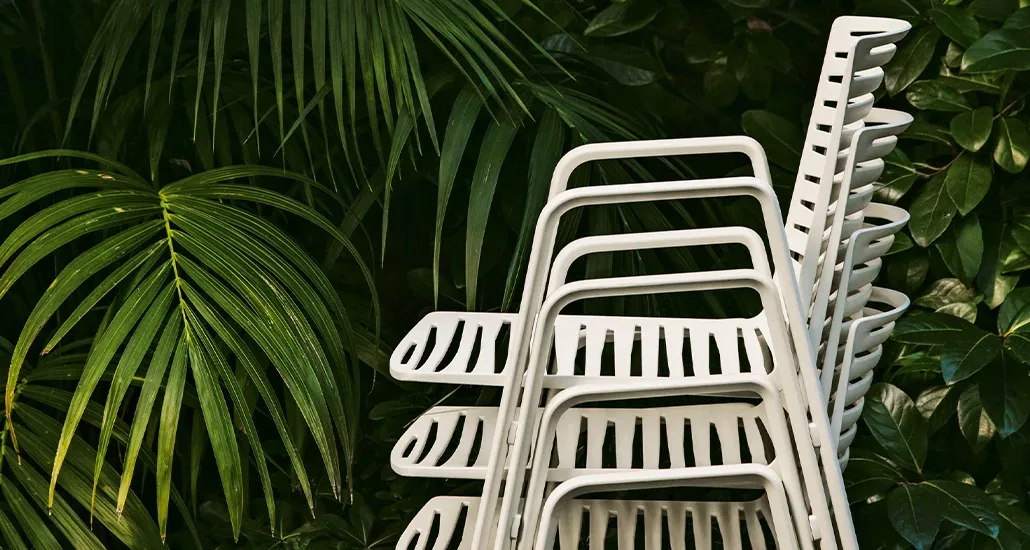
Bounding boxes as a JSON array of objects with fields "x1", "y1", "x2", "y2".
[
  {"x1": 876, "y1": 149, "x2": 919, "y2": 203},
  {"x1": 703, "y1": 61, "x2": 738, "y2": 107},
  {"x1": 745, "y1": 31, "x2": 790, "y2": 73},
  {"x1": 889, "y1": 232, "x2": 916, "y2": 256},
  {"x1": 958, "y1": 385, "x2": 996, "y2": 452},
  {"x1": 581, "y1": 44, "x2": 659, "y2": 86},
  {"x1": 943, "y1": 331, "x2": 1000, "y2": 385},
  {"x1": 999, "y1": 288, "x2": 1030, "y2": 335},
  {"x1": 906, "y1": 80, "x2": 971, "y2": 112},
  {"x1": 996, "y1": 504, "x2": 1030, "y2": 549},
  {"x1": 885, "y1": 27, "x2": 940, "y2": 95},
  {"x1": 909, "y1": 173, "x2": 958, "y2": 247},
  {"x1": 993, "y1": 118, "x2": 1030, "y2": 174},
  {"x1": 888, "y1": 484, "x2": 945, "y2": 550},
  {"x1": 961, "y1": 29, "x2": 1030, "y2": 73},
  {"x1": 741, "y1": 110, "x2": 802, "y2": 171},
  {"x1": 930, "y1": 7, "x2": 981, "y2": 47},
  {"x1": 936, "y1": 216, "x2": 983, "y2": 284},
  {"x1": 973, "y1": 0, "x2": 1019, "y2": 22},
  {"x1": 914, "y1": 277, "x2": 977, "y2": 311},
  {"x1": 864, "y1": 383, "x2": 928, "y2": 472},
  {"x1": 945, "y1": 154, "x2": 993, "y2": 215},
  {"x1": 887, "y1": 249, "x2": 930, "y2": 293},
  {"x1": 925, "y1": 480, "x2": 1001, "y2": 537},
  {"x1": 584, "y1": 0, "x2": 662, "y2": 38},
  {"x1": 917, "y1": 385, "x2": 960, "y2": 433},
  {"x1": 894, "y1": 311, "x2": 978, "y2": 344},
  {"x1": 844, "y1": 450, "x2": 905, "y2": 504},
  {"x1": 980, "y1": 353, "x2": 1030, "y2": 437},
  {"x1": 945, "y1": 41, "x2": 964, "y2": 67},
  {"x1": 903, "y1": 120, "x2": 955, "y2": 146},
  {"x1": 951, "y1": 106, "x2": 994, "y2": 152},
  {"x1": 736, "y1": 55, "x2": 772, "y2": 100},
  {"x1": 1006, "y1": 7, "x2": 1030, "y2": 29},
  {"x1": 1011, "y1": 214, "x2": 1030, "y2": 256},
  {"x1": 977, "y1": 221, "x2": 1021, "y2": 309},
  {"x1": 939, "y1": 301, "x2": 978, "y2": 323}
]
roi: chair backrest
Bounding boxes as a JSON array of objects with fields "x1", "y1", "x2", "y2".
[
  {"x1": 470, "y1": 174, "x2": 811, "y2": 549},
  {"x1": 510, "y1": 268, "x2": 815, "y2": 550},
  {"x1": 807, "y1": 109, "x2": 912, "y2": 356},
  {"x1": 817, "y1": 203, "x2": 908, "y2": 399},
  {"x1": 474, "y1": 177, "x2": 827, "y2": 550},
  {"x1": 828, "y1": 287, "x2": 909, "y2": 461},
  {"x1": 784, "y1": 16, "x2": 910, "y2": 325}
]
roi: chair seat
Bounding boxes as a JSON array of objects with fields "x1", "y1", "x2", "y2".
[
  {"x1": 396, "y1": 495, "x2": 777, "y2": 550},
  {"x1": 392, "y1": 403, "x2": 774, "y2": 479},
  {"x1": 391, "y1": 312, "x2": 775, "y2": 387}
]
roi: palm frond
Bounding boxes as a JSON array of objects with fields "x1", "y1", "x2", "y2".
[
  {"x1": 0, "y1": 153, "x2": 378, "y2": 540},
  {"x1": 64, "y1": 0, "x2": 540, "y2": 166},
  {"x1": 0, "y1": 340, "x2": 195, "y2": 549}
]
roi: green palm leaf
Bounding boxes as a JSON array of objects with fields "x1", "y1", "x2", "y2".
[
  {"x1": 0, "y1": 341, "x2": 181, "y2": 549},
  {"x1": 0, "y1": 153, "x2": 378, "y2": 541}
]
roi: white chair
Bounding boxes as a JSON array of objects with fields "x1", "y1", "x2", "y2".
[
  {"x1": 391, "y1": 15, "x2": 913, "y2": 550},
  {"x1": 784, "y1": 18, "x2": 911, "y2": 308},
  {"x1": 805, "y1": 111, "x2": 912, "y2": 367},
  {"x1": 831, "y1": 288, "x2": 909, "y2": 469},
  {"x1": 534, "y1": 467, "x2": 798, "y2": 550},
  {"x1": 819, "y1": 204, "x2": 911, "y2": 468},
  {"x1": 393, "y1": 177, "x2": 826, "y2": 550}
]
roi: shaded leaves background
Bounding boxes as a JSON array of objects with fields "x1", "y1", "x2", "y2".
[{"x1": 0, "y1": 0, "x2": 1029, "y2": 548}]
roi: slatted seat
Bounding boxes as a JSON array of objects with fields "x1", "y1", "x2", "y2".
[
  {"x1": 394, "y1": 313, "x2": 772, "y2": 387},
  {"x1": 393, "y1": 402, "x2": 778, "y2": 479},
  {"x1": 396, "y1": 495, "x2": 780, "y2": 550}
]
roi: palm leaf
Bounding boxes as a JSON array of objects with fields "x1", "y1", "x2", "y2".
[
  {"x1": 465, "y1": 113, "x2": 522, "y2": 309},
  {"x1": 0, "y1": 153, "x2": 378, "y2": 540},
  {"x1": 0, "y1": 342, "x2": 179, "y2": 549},
  {"x1": 434, "y1": 86, "x2": 483, "y2": 305}
]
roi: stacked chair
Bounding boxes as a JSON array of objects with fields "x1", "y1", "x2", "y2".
[{"x1": 390, "y1": 16, "x2": 913, "y2": 550}]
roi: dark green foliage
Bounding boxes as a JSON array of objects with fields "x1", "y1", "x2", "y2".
[{"x1": 1, "y1": 0, "x2": 1029, "y2": 548}]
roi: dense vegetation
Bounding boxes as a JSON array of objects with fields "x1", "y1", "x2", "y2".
[{"x1": 0, "y1": 0, "x2": 1028, "y2": 547}]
